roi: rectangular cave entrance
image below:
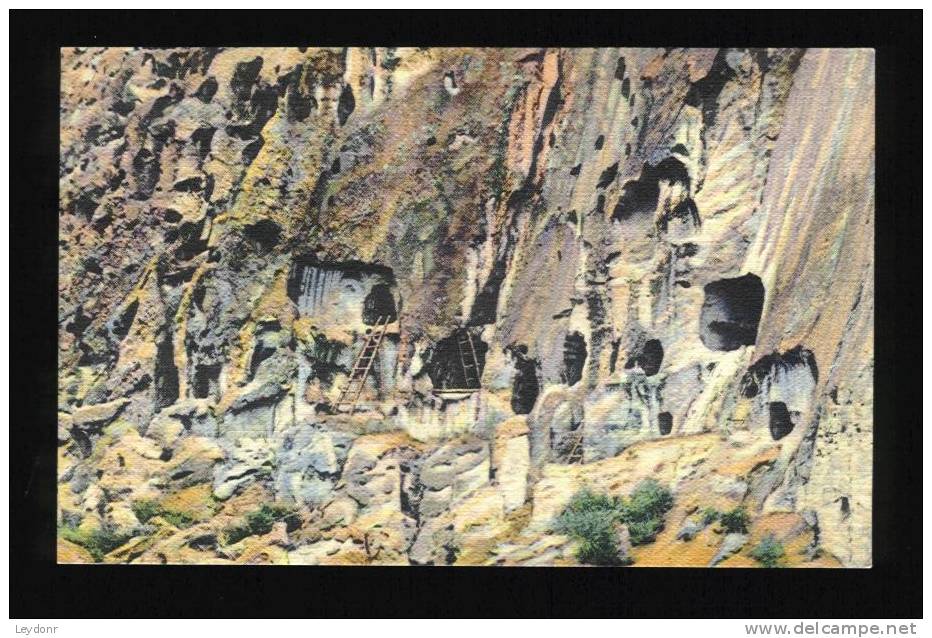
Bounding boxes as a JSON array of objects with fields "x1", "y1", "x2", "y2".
[
  {"x1": 287, "y1": 257, "x2": 398, "y2": 328},
  {"x1": 424, "y1": 328, "x2": 488, "y2": 394},
  {"x1": 192, "y1": 363, "x2": 221, "y2": 399},
  {"x1": 561, "y1": 332, "x2": 587, "y2": 387}
]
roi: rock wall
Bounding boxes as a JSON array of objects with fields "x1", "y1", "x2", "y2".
[{"x1": 58, "y1": 47, "x2": 873, "y2": 566}]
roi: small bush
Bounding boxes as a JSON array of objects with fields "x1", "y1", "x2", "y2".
[
  {"x1": 131, "y1": 499, "x2": 195, "y2": 529},
  {"x1": 554, "y1": 481, "x2": 674, "y2": 564},
  {"x1": 222, "y1": 503, "x2": 300, "y2": 546},
  {"x1": 131, "y1": 499, "x2": 161, "y2": 524},
  {"x1": 60, "y1": 525, "x2": 133, "y2": 562},
  {"x1": 750, "y1": 535, "x2": 785, "y2": 568},
  {"x1": 700, "y1": 507, "x2": 720, "y2": 526},
  {"x1": 161, "y1": 510, "x2": 196, "y2": 529},
  {"x1": 554, "y1": 489, "x2": 625, "y2": 566},
  {"x1": 720, "y1": 506, "x2": 751, "y2": 534},
  {"x1": 618, "y1": 479, "x2": 674, "y2": 545},
  {"x1": 626, "y1": 519, "x2": 664, "y2": 545},
  {"x1": 246, "y1": 504, "x2": 301, "y2": 534}
]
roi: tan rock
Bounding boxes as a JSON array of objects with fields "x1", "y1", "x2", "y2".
[{"x1": 57, "y1": 538, "x2": 95, "y2": 564}]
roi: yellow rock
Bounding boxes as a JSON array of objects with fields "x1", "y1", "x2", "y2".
[
  {"x1": 160, "y1": 483, "x2": 217, "y2": 523},
  {"x1": 57, "y1": 538, "x2": 94, "y2": 564}
]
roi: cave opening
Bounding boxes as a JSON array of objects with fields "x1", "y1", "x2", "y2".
[
  {"x1": 337, "y1": 84, "x2": 355, "y2": 126},
  {"x1": 243, "y1": 218, "x2": 282, "y2": 254},
  {"x1": 154, "y1": 335, "x2": 179, "y2": 409},
  {"x1": 741, "y1": 346, "x2": 818, "y2": 398},
  {"x1": 362, "y1": 283, "x2": 398, "y2": 325},
  {"x1": 699, "y1": 273, "x2": 765, "y2": 351},
  {"x1": 625, "y1": 338, "x2": 664, "y2": 376},
  {"x1": 425, "y1": 328, "x2": 488, "y2": 392},
  {"x1": 288, "y1": 257, "x2": 397, "y2": 327},
  {"x1": 658, "y1": 197, "x2": 701, "y2": 233},
  {"x1": 562, "y1": 332, "x2": 587, "y2": 387},
  {"x1": 768, "y1": 401, "x2": 794, "y2": 441},
  {"x1": 192, "y1": 364, "x2": 221, "y2": 399},
  {"x1": 612, "y1": 156, "x2": 691, "y2": 222},
  {"x1": 508, "y1": 344, "x2": 540, "y2": 415},
  {"x1": 658, "y1": 411, "x2": 673, "y2": 435}
]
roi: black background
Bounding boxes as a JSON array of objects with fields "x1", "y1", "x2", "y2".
[{"x1": 10, "y1": 10, "x2": 922, "y2": 619}]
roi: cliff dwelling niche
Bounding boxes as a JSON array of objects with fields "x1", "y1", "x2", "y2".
[
  {"x1": 192, "y1": 364, "x2": 221, "y2": 399},
  {"x1": 424, "y1": 328, "x2": 488, "y2": 392},
  {"x1": 288, "y1": 257, "x2": 397, "y2": 327},
  {"x1": 768, "y1": 401, "x2": 794, "y2": 441},
  {"x1": 699, "y1": 274, "x2": 765, "y2": 351},
  {"x1": 625, "y1": 338, "x2": 664, "y2": 376},
  {"x1": 741, "y1": 346, "x2": 819, "y2": 399},
  {"x1": 562, "y1": 332, "x2": 587, "y2": 387},
  {"x1": 508, "y1": 344, "x2": 540, "y2": 415},
  {"x1": 741, "y1": 346, "x2": 818, "y2": 441},
  {"x1": 658, "y1": 411, "x2": 673, "y2": 435},
  {"x1": 154, "y1": 333, "x2": 179, "y2": 409},
  {"x1": 363, "y1": 283, "x2": 397, "y2": 325},
  {"x1": 612, "y1": 156, "x2": 691, "y2": 222}
]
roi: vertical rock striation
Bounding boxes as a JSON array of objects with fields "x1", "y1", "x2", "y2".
[{"x1": 58, "y1": 47, "x2": 873, "y2": 566}]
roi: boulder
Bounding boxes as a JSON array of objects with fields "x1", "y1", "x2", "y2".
[
  {"x1": 71, "y1": 398, "x2": 130, "y2": 430},
  {"x1": 710, "y1": 533, "x2": 748, "y2": 566},
  {"x1": 212, "y1": 437, "x2": 273, "y2": 500}
]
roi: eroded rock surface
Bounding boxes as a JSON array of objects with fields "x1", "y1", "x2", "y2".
[{"x1": 58, "y1": 47, "x2": 873, "y2": 566}]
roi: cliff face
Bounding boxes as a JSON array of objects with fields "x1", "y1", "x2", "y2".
[{"x1": 57, "y1": 47, "x2": 874, "y2": 566}]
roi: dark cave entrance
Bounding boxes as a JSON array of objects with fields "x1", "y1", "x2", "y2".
[
  {"x1": 612, "y1": 156, "x2": 691, "y2": 222},
  {"x1": 154, "y1": 334, "x2": 179, "y2": 409},
  {"x1": 625, "y1": 338, "x2": 664, "y2": 376},
  {"x1": 287, "y1": 256, "x2": 398, "y2": 326},
  {"x1": 363, "y1": 283, "x2": 398, "y2": 325},
  {"x1": 740, "y1": 346, "x2": 818, "y2": 399},
  {"x1": 508, "y1": 344, "x2": 540, "y2": 415},
  {"x1": 561, "y1": 332, "x2": 587, "y2": 387},
  {"x1": 768, "y1": 401, "x2": 794, "y2": 441},
  {"x1": 192, "y1": 364, "x2": 221, "y2": 399},
  {"x1": 425, "y1": 329, "x2": 488, "y2": 391},
  {"x1": 243, "y1": 218, "x2": 282, "y2": 254},
  {"x1": 699, "y1": 273, "x2": 765, "y2": 351},
  {"x1": 658, "y1": 411, "x2": 673, "y2": 435}
]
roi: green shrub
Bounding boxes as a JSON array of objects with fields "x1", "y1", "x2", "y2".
[
  {"x1": 700, "y1": 507, "x2": 720, "y2": 526},
  {"x1": 131, "y1": 499, "x2": 161, "y2": 524},
  {"x1": 60, "y1": 525, "x2": 133, "y2": 562},
  {"x1": 131, "y1": 499, "x2": 195, "y2": 529},
  {"x1": 246, "y1": 504, "x2": 300, "y2": 534},
  {"x1": 749, "y1": 535, "x2": 785, "y2": 568},
  {"x1": 554, "y1": 481, "x2": 674, "y2": 564},
  {"x1": 626, "y1": 519, "x2": 664, "y2": 545},
  {"x1": 618, "y1": 479, "x2": 674, "y2": 545},
  {"x1": 222, "y1": 524, "x2": 252, "y2": 546},
  {"x1": 161, "y1": 510, "x2": 196, "y2": 529},
  {"x1": 554, "y1": 489, "x2": 626, "y2": 566},
  {"x1": 720, "y1": 506, "x2": 751, "y2": 534},
  {"x1": 222, "y1": 503, "x2": 300, "y2": 546}
]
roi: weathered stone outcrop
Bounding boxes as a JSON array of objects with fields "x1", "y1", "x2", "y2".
[{"x1": 58, "y1": 47, "x2": 873, "y2": 566}]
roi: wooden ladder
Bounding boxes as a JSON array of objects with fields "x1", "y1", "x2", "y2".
[
  {"x1": 336, "y1": 315, "x2": 390, "y2": 413},
  {"x1": 566, "y1": 429, "x2": 584, "y2": 464},
  {"x1": 456, "y1": 329, "x2": 481, "y2": 389}
]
